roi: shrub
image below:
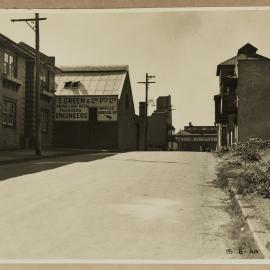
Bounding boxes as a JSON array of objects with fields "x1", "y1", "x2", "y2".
[
  {"x1": 238, "y1": 161, "x2": 270, "y2": 198},
  {"x1": 215, "y1": 146, "x2": 229, "y2": 157},
  {"x1": 231, "y1": 141, "x2": 261, "y2": 162},
  {"x1": 217, "y1": 138, "x2": 266, "y2": 162},
  {"x1": 216, "y1": 138, "x2": 270, "y2": 198}
]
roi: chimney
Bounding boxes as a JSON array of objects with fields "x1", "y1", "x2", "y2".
[{"x1": 139, "y1": 102, "x2": 146, "y2": 117}]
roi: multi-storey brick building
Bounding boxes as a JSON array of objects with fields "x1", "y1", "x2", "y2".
[
  {"x1": 0, "y1": 33, "x2": 58, "y2": 150},
  {"x1": 0, "y1": 34, "x2": 30, "y2": 149},
  {"x1": 214, "y1": 43, "x2": 270, "y2": 148},
  {"x1": 18, "y1": 42, "x2": 59, "y2": 149}
]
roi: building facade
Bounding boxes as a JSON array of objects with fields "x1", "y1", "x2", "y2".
[
  {"x1": 175, "y1": 124, "x2": 217, "y2": 151},
  {"x1": 137, "y1": 95, "x2": 175, "y2": 150},
  {"x1": 0, "y1": 34, "x2": 30, "y2": 149},
  {"x1": 18, "y1": 42, "x2": 59, "y2": 149},
  {"x1": 0, "y1": 34, "x2": 58, "y2": 150},
  {"x1": 214, "y1": 43, "x2": 270, "y2": 148},
  {"x1": 54, "y1": 66, "x2": 138, "y2": 151}
]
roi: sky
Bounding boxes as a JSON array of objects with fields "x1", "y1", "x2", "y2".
[{"x1": 1, "y1": 8, "x2": 270, "y2": 131}]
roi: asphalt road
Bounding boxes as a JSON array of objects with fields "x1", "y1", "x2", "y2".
[{"x1": 0, "y1": 152, "x2": 254, "y2": 259}]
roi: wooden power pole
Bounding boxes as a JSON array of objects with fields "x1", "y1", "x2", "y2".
[
  {"x1": 138, "y1": 73, "x2": 156, "y2": 151},
  {"x1": 11, "y1": 13, "x2": 47, "y2": 156}
]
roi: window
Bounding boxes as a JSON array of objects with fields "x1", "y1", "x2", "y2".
[
  {"x1": 40, "y1": 71, "x2": 49, "y2": 92},
  {"x1": 64, "y1": 81, "x2": 80, "y2": 89},
  {"x1": 64, "y1": 81, "x2": 72, "y2": 89},
  {"x1": 41, "y1": 110, "x2": 49, "y2": 133},
  {"x1": 4, "y1": 52, "x2": 16, "y2": 77},
  {"x1": 2, "y1": 100, "x2": 16, "y2": 128},
  {"x1": 72, "y1": 81, "x2": 80, "y2": 88}
]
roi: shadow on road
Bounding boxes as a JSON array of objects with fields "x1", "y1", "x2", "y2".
[{"x1": 0, "y1": 153, "x2": 116, "y2": 181}]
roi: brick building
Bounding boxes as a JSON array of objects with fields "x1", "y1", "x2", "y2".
[
  {"x1": 174, "y1": 123, "x2": 217, "y2": 151},
  {"x1": 214, "y1": 43, "x2": 270, "y2": 148},
  {"x1": 0, "y1": 34, "x2": 58, "y2": 150},
  {"x1": 137, "y1": 95, "x2": 175, "y2": 150},
  {"x1": 18, "y1": 42, "x2": 59, "y2": 148},
  {"x1": 54, "y1": 66, "x2": 138, "y2": 150},
  {"x1": 0, "y1": 34, "x2": 29, "y2": 149}
]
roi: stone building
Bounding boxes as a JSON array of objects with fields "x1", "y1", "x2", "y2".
[
  {"x1": 214, "y1": 43, "x2": 270, "y2": 148},
  {"x1": 54, "y1": 65, "x2": 138, "y2": 150}
]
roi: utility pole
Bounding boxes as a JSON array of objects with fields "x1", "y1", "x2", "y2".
[
  {"x1": 138, "y1": 73, "x2": 156, "y2": 151},
  {"x1": 11, "y1": 13, "x2": 47, "y2": 156}
]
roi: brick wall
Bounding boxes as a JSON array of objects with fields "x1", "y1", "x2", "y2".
[
  {"x1": 0, "y1": 46, "x2": 26, "y2": 149},
  {"x1": 24, "y1": 61, "x2": 55, "y2": 148},
  {"x1": 237, "y1": 60, "x2": 270, "y2": 141}
]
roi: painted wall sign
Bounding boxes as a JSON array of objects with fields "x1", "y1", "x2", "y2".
[{"x1": 55, "y1": 95, "x2": 118, "y2": 121}]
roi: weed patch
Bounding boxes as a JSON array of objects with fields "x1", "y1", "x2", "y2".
[{"x1": 215, "y1": 139, "x2": 270, "y2": 198}]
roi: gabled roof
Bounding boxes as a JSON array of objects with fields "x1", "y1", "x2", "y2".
[
  {"x1": 55, "y1": 65, "x2": 129, "y2": 97},
  {"x1": 237, "y1": 43, "x2": 257, "y2": 55},
  {"x1": 175, "y1": 130, "x2": 192, "y2": 136},
  {"x1": 19, "y1": 42, "x2": 53, "y2": 62},
  {"x1": 0, "y1": 34, "x2": 60, "y2": 71},
  {"x1": 217, "y1": 56, "x2": 237, "y2": 67},
  {"x1": 216, "y1": 43, "x2": 270, "y2": 76},
  {"x1": 0, "y1": 33, "x2": 32, "y2": 58},
  {"x1": 18, "y1": 42, "x2": 61, "y2": 71},
  {"x1": 60, "y1": 65, "x2": 129, "y2": 73},
  {"x1": 175, "y1": 130, "x2": 217, "y2": 137}
]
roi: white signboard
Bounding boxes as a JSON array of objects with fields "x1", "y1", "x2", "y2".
[
  {"x1": 55, "y1": 96, "x2": 118, "y2": 122},
  {"x1": 97, "y1": 106, "x2": 117, "y2": 121}
]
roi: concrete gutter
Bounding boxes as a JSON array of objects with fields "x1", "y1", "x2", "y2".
[
  {"x1": 228, "y1": 177, "x2": 270, "y2": 259},
  {"x1": 0, "y1": 149, "x2": 119, "y2": 166}
]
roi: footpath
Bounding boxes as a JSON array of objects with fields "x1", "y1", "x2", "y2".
[
  {"x1": 0, "y1": 148, "x2": 116, "y2": 165},
  {"x1": 218, "y1": 148, "x2": 270, "y2": 259},
  {"x1": 228, "y1": 178, "x2": 270, "y2": 258}
]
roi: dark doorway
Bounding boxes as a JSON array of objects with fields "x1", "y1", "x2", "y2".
[
  {"x1": 89, "y1": 108, "x2": 97, "y2": 148},
  {"x1": 221, "y1": 126, "x2": 227, "y2": 146}
]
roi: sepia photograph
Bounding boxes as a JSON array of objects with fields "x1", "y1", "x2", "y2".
[{"x1": 0, "y1": 5, "x2": 270, "y2": 265}]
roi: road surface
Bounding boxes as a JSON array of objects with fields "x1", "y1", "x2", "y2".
[{"x1": 0, "y1": 152, "x2": 250, "y2": 259}]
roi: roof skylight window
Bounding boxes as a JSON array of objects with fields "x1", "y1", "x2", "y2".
[
  {"x1": 72, "y1": 81, "x2": 80, "y2": 88},
  {"x1": 64, "y1": 81, "x2": 72, "y2": 88},
  {"x1": 64, "y1": 81, "x2": 80, "y2": 89}
]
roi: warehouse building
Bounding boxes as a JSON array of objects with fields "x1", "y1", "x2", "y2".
[{"x1": 54, "y1": 66, "x2": 138, "y2": 150}]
